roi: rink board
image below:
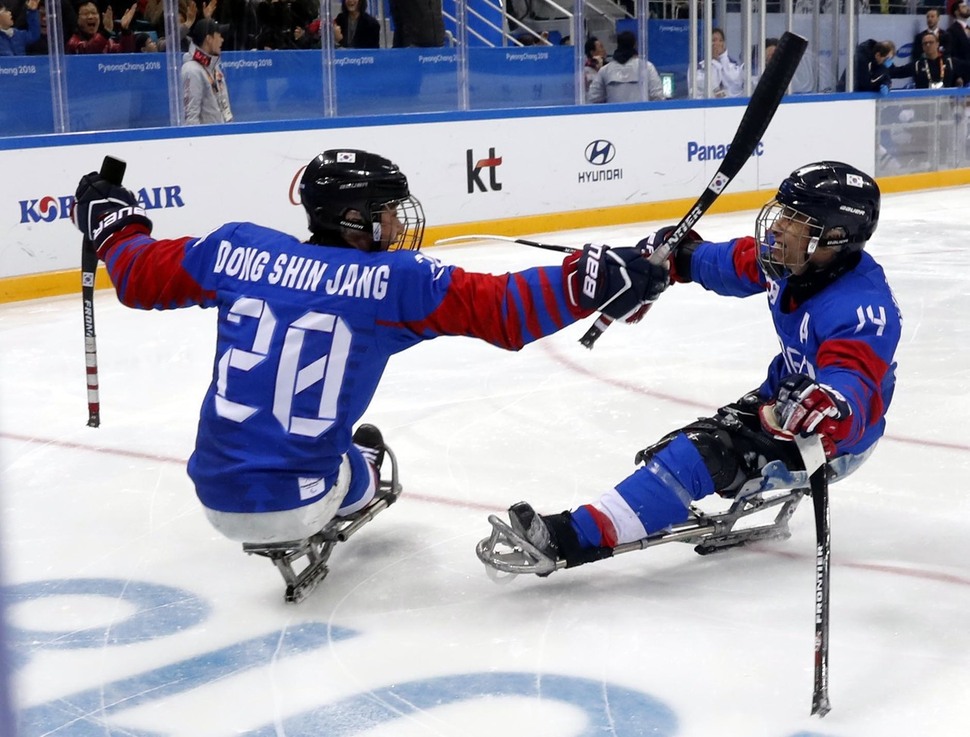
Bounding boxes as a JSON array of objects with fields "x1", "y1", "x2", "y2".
[{"x1": 1, "y1": 96, "x2": 874, "y2": 284}]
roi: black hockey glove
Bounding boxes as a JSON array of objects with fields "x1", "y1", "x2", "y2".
[
  {"x1": 566, "y1": 244, "x2": 669, "y2": 321},
  {"x1": 635, "y1": 225, "x2": 703, "y2": 284},
  {"x1": 73, "y1": 172, "x2": 153, "y2": 255}
]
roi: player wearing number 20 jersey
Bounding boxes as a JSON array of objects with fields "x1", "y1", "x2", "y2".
[
  {"x1": 102, "y1": 221, "x2": 588, "y2": 515},
  {"x1": 82, "y1": 149, "x2": 667, "y2": 535}
]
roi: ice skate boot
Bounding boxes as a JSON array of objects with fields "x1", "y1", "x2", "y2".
[
  {"x1": 352, "y1": 423, "x2": 386, "y2": 476},
  {"x1": 327, "y1": 423, "x2": 402, "y2": 536},
  {"x1": 477, "y1": 502, "x2": 612, "y2": 577},
  {"x1": 345, "y1": 423, "x2": 401, "y2": 514}
]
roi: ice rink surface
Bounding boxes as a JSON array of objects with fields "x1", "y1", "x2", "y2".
[{"x1": 2, "y1": 188, "x2": 969, "y2": 737}]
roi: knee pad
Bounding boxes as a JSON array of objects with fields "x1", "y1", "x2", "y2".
[
  {"x1": 682, "y1": 427, "x2": 746, "y2": 492},
  {"x1": 636, "y1": 419, "x2": 745, "y2": 494}
]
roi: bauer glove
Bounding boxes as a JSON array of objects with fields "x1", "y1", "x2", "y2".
[
  {"x1": 564, "y1": 244, "x2": 669, "y2": 321},
  {"x1": 73, "y1": 172, "x2": 153, "y2": 256}
]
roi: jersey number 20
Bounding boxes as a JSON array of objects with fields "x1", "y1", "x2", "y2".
[{"x1": 215, "y1": 296, "x2": 351, "y2": 437}]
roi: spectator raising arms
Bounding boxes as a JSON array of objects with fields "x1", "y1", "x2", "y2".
[
  {"x1": 17, "y1": 0, "x2": 76, "y2": 54},
  {"x1": 0, "y1": 0, "x2": 40, "y2": 56},
  {"x1": 68, "y1": 1, "x2": 137, "y2": 53}
]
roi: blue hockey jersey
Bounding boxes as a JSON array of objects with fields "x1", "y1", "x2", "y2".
[
  {"x1": 100, "y1": 222, "x2": 589, "y2": 514},
  {"x1": 688, "y1": 236, "x2": 901, "y2": 456}
]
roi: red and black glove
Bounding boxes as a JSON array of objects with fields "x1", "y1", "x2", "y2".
[
  {"x1": 759, "y1": 375, "x2": 853, "y2": 457},
  {"x1": 564, "y1": 244, "x2": 669, "y2": 321}
]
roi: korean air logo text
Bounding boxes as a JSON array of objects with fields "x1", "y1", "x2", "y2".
[
  {"x1": 19, "y1": 185, "x2": 185, "y2": 224},
  {"x1": 466, "y1": 148, "x2": 503, "y2": 193}
]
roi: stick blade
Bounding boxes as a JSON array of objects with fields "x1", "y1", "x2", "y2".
[{"x1": 812, "y1": 692, "x2": 832, "y2": 718}]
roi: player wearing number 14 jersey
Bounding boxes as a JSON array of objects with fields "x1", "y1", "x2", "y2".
[
  {"x1": 483, "y1": 161, "x2": 903, "y2": 575},
  {"x1": 72, "y1": 149, "x2": 669, "y2": 558}
]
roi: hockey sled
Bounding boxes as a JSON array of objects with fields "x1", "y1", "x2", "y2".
[
  {"x1": 476, "y1": 449, "x2": 868, "y2": 578},
  {"x1": 244, "y1": 446, "x2": 402, "y2": 603}
]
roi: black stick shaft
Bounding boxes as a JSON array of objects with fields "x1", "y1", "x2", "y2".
[
  {"x1": 82, "y1": 156, "x2": 126, "y2": 428},
  {"x1": 578, "y1": 31, "x2": 808, "y2": 349},
  {"x1": 811, "y1": 465, "x2": 832, "y2": 717}
]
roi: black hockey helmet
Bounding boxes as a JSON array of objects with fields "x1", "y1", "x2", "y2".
[
  {"x1": 755, "y1": 161, "x2": 880, "y2": 280},
  {"x1": 299, "y1": 149, "x2": 425, "y2": 252}
]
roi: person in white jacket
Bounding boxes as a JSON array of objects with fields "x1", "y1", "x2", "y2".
[
  {"x1": 181, "y1": 18, "x2": 233, "y2": 124},
  {"x1": 696, "y1": 27, "x2": 743, "y2": 98},
  {"x1": 587, "y1": 31, "x2": 665, "y2": 103}
]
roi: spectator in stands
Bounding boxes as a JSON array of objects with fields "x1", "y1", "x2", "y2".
[
  {"x1": 334, "y1": 0, "x2": 380, "y2": 49},
  {"x1": 298, "y1": 14, "x2": 322, "y2": 48},
  {"x1": 222, "y1": 0, "x2": 259, "y2": 50},
  {"x1": 751, "y1": 36, "x2": 778, "y2": 87},
  {"x1": 752, "y1": 35, "x2": 817, "y2": 94},
  {"x1": 588, "y1": 30, "x2": 664, "y2": 103},
  {"x1": 946, "y1": 0, "x2": 970, "y2": 61},
  {"x1": 182, "y1": 18, "x2": 233, "y2": 124},
  {"x1": 0, "y1": 0, "x2": 39, "y2": 55},
  {"x1": 390, "y1": 0, "x2": 444, "y2": 48},
  {"x1": 253, "y1": 0, "x2": 301, "y2": 49},
  {"x1": 134, "y1": 30, "x2": 157, "y2": 51},
  {"x1": 915, "y1": 7, "x2": 946, "y2": 58},
  {"x1": 837, "y1": 39, "x2": 907, "y2": 93},
  {"x1": 696, "y1": 27, "x2": 743, "y2": 98},
  {"x1": 67, "y1": 1, "x2": 137, "y2": 53},
  {"x1": 896, "y1": 32, "x2": 968, "y2": 87},
  {"x1": 584, "y1": 36, "x2": 606, "y2": 92},
  {"x1": 16, "y1": 0, "x2": 75, "y2": 53},
  {"x1": 157, "y1": 0, "x2": 197, "y2": 52},
  {"x1": 136, "y1": 0, "x2": 164, "y2": 31}
]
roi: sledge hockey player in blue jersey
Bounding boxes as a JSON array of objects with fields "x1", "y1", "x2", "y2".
[
  {"x1": 72, "y1": 149, "x2": 668, "y2": 601},
  {"x1": 479, "y1": 161, "x2": 902, "y2": 576}
]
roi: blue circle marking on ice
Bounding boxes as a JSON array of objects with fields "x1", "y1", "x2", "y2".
[
  {"x1": 246, "y1": 671, "x2": 679, "y2": 737},
  {"x1": 3, "y1": 578, "x2": 209, "y2": 652}
]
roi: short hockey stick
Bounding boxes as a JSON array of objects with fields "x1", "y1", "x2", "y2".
[
  {"x1": 578, "y1": 30, "x2": 809, "y2": 349},
  {"x1": 434, "y1": 234, "x2": 575, "y2": 254},
  {"x1": 81, "y1": 155, "x2": 127, "y2": 428},
  {"x1": 795, "y1": 433, "x2": 831, "y2": 717}
]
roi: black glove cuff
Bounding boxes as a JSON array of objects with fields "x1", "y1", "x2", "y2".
[{"x1": 673, "y1": 240, "x2": 700, "y2": 283}]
